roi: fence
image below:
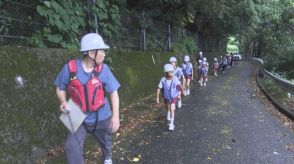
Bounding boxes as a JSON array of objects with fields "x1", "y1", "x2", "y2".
[
  {"x1": 0, "y1": 0, "x2": 186, "y2": 51},
  {"x1": 0, "y1": 0, "x2": 43, "y2": 46},
  {"x1": 254, "y1": 58, "x2": 294, "y2": 94},
  {"x1": 254, "y1": 57, "x2": 294, "y2": 119}
]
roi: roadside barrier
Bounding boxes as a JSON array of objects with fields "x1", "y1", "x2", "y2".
[{"x1": 254, "y1": 58, "x2": 294, "y2": 120}]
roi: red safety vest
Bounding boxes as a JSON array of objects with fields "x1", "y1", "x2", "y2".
[{"x1": 67, "y1": 60, "x2": 105, "y2": 112}]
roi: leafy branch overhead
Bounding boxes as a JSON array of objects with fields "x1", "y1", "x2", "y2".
[
  {"x1": 30, "y1": 0, "x2": 294, "y2": 79},
  {"x1": 32, "y1": 0, "x2": 120, "y2": 50}
]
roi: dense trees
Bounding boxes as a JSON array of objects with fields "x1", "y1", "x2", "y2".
[
  {"x1": 237, "y1": 0, "x2": 294, "y2": 79},
  {"x1": 32, "y1": 0, "x2": 293, "y2": 78},
  {"x1": 126, "y1": 0, "x2": 294, "y2": 79}
]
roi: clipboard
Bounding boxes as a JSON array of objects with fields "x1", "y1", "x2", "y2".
[{"x1": 59, "y1": 99, "x2": 86, "y2": 134}]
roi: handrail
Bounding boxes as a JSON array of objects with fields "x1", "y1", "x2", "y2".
[{"x1": 253, "y1": 57, "x2": 294, "y2": 94}]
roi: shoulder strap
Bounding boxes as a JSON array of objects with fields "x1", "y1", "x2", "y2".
[
  {"x1": 93, "y1": 64, "x2": 103, "y2": 77},
  {"x1": 68, "y1": 59, "x2": 77, "y2": 80},
  {"x1": 68, "y1": 59, "x2": 77, "y2": 73}
]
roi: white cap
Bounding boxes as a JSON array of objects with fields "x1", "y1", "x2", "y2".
[
  {"x1": 214, "y1": 58, "x2": 217, "y2": 61},
  {"x1": 164, "y1": 64, "x2": 174, "y2": 72},
  {"x1": 203, "y1": 57, "x2": 207, "y2": 62},
  {"x1": 184, "y1": 55, "x2": 190, "y2": 62},
  {"x1": 80, "y1": 33, "x2": 109, "y2": 52},
  {"x1": 169, "y1": 57, "x2": 177, "y2": 62}
]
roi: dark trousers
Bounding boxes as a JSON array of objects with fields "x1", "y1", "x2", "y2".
[
  {"x1": 65, "y1": 117, "x2": 112, "y2": 164},
  {"x1": 222, "y1": 64, "x2": 227, "y2": 72}
]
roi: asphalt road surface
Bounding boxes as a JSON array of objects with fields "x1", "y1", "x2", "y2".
[{"x1": 112, "y1": 61, "x2": 294, "y2": 164}]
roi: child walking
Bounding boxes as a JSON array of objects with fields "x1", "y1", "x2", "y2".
[
  {"x1": 169, "y1": 56, "x2": 185, "y2": 108},
  {"x1": 213, "y1": 57, "x2": 220, "y2": 77},
  {"x1": 156, "y1": 64, "x2": 182, "y2": 131},
  {"x1": 200, "y1": 61, "x2": 209, "y2": 87},
  {"x1": 182, "y1": 55, "x2": 193, "y2": 96},
  {"x1": 197, "y1": 60, "x2": 203, "y2": 85}
]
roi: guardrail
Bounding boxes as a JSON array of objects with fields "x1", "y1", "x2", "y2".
[
  {"x1": 253, "y1": 58, "x2": 294, "y2": 95},
  {"x1": 253, "y1": 57, "x2": 294, "y2": 120}
]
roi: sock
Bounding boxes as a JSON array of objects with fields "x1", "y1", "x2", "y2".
[
  {"x1": 170, "y1": 117, "x2": 174, "y2": 125},
  {"x1": 167, "y1": 111, "x2": 171, "y2": 120}
]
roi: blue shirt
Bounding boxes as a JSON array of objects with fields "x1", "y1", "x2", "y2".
[{"x1": 54, "y1": 59, "x2": 120, "y2": 124}]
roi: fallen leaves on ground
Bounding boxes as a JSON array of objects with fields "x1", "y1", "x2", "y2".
[{"x1": 38, "y1": 94, "x2": 165, "y2": 163}]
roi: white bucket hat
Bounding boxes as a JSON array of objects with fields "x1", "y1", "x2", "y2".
[
  {"x1": 169, "y1": 57, "x2": 177, "y2": 62},
  {"x1": 184, "y1": 55, "x2": 190, "y2": 62},
  {"x1": 164, "y1": 64, "x2": 174, "y2": 72}
]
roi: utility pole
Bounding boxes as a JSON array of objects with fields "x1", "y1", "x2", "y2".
[
  {"x1": 87, "y1": 0, "x2": 98, "y2": 33},
  {"x1": 93, "y1": 0, "x2": 98, "y2": 33},
  {"x1": 168, "y1": 23, "x2": 171, "y2": 51},
  {"x1": 143, "y1": 28, "x2": 146, "y2": 51}
]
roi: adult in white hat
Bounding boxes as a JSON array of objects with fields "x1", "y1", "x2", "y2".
[{"x1": 54, "y1": 33, "x2": 120, "y2": 164}]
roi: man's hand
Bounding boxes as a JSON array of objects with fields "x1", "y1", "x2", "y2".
[
  {"x1": 59, "y1": 101, "x2": 68, "y2": 113},
  {"x1": 56, "y1": 87, "x2": 67, "y2": 113},
  {"x1": 110, "y1": 116, "x2": 120, "y2": 133}
]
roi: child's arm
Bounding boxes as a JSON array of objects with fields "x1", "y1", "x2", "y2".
[
  {"x1": 110, "y1": 90, "x2": 120, "y2": 133},
  {"x1": 156, "y1": 88, "x2": 161, "y2": 104},
  {"x1": 191, "y1": 65, "x2": 194, "y2": 80}
]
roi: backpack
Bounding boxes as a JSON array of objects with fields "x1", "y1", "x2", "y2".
[
  {"x1": 200, "y1": 66, "x2": 208, "y2": 76},
  {"x1": 161, "y1": 78, "x2": 178, "y2": 101},
  {"x1": 183, "y1": 63, "x2": 192, "y2": 76}
]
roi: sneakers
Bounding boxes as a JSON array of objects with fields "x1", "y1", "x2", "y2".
[
  {"x1": 169, "y1": 124, "x2": 175, "y2": 131},
  {"x1": 177, "y1": 100, "x2": 182, "y2": 108},
  {"x1": 183, "y1": 89, "x2": 187, "y2": 96},
  {"x1": 104, "y1": 159, "x2": 112, "y2": 164},
  {"x1": 203, "y1": 82, "x2": 206, "y2": 86}
]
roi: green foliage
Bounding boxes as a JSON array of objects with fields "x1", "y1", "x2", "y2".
[
  {"x1": 125, "y1": 67, "x2": 139, "y2": 87},
  {"x1": 146, "y1": 34, "x2": 165, "y2": 52},
  {"x1": 32, "y1": 0, "x2": 120, "y2": 49},
  {"x1": 91, "y1": 0, "x2": 121, "y2": 37},
  {"x1": 237, "y1": 0, "x2": 294, "y2": 79},
  {"x1": 32, "y1": 0, "x2": 86, "y2": 49},
  {"x1": 171, "y1": 36, "x2": 198, "y2": 54},
  {"x1": 0, "y1": 7, "x2": 11, "y2": 37},
  {"x1": 227, "y1": 36, "x2": 239, "y2": 53}
]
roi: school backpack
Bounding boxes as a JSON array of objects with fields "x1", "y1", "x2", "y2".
[{"x1": 182, "y1": 63, "x2": 192, "y2": 76}]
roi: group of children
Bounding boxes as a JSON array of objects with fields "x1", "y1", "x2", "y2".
[
  {"x1": 156, "y1": 55, "x2": 195, "y2": 131},
  {"x1": 156, "y1": 51, "x2": 233, "y2": 131}
]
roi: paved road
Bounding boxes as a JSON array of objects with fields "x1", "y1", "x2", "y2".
[{"x1": 113, "y1": 61, "x2": 294, "y2": 164}]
